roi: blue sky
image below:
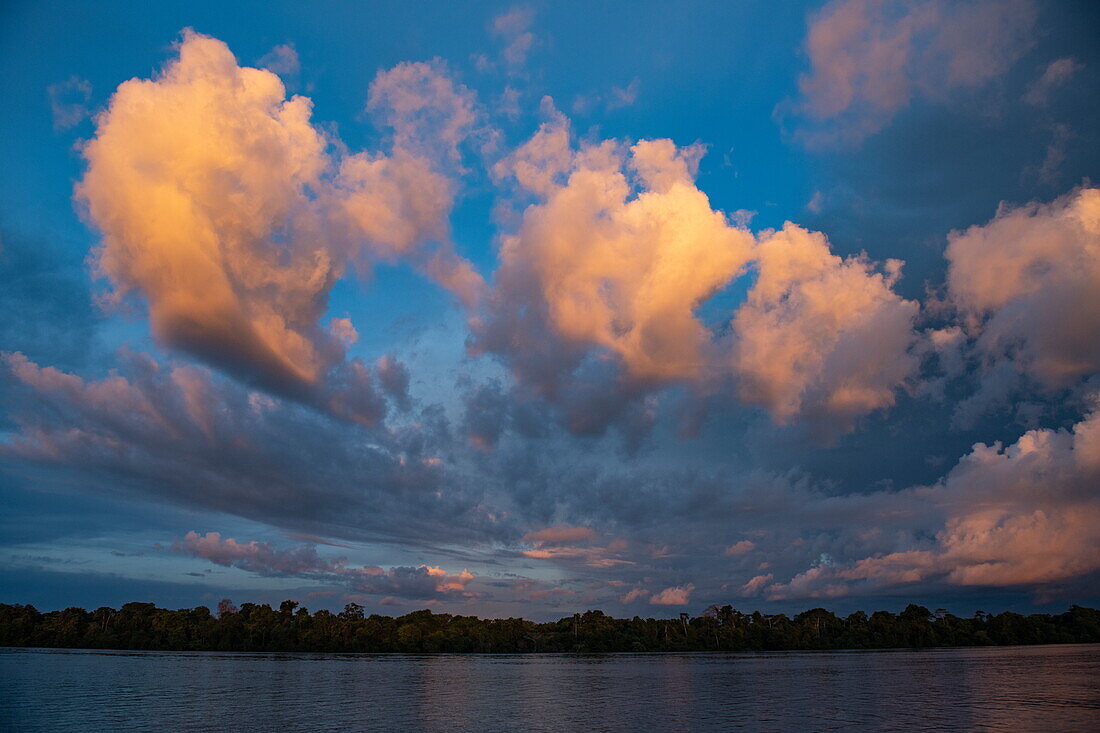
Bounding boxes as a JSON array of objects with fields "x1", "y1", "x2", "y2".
[{"x1": 2, "y1": 0, "x2": 1100, "y2": 620}]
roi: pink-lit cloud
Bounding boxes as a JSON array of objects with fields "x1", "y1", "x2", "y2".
[
  {"x1": 1024, "y1": 57, "x2": 1083, "y2": 107},
  {"x1": 946, "y1": 187, "x2": 1100, "y2": 390},
  {"x1": 783, "y1": 0, "x2": 1036, "y2": 146},
  {"x1": 763, "y1": 402, "x2": 1100, "y2": 599},
  {"x1": 739, "y1": 574, "x2": 774, "y2": 597},
  {"x1": 519, "y1": 531, "x2": 633, "y2": 569},
  {"x1": 649, "y1": 584, "x2": 695, "y2": 606},
  {"x1": 175, "y1": 530, "x2": 474, "y2": 599},
  {"x1": 731, "y1": 224, "x2": 919, "y2": 424},
  {"x1": 724, "y1": 540, "x2": 755, "y2": 556},
  {"x1": 491, "y1": 7, "x2": 537, "y2": 72}
]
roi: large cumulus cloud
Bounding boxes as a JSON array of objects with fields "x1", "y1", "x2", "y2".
[
  {"x1": 77, "y1": 30, "x2": 482, "y2": 413},
  {"x1": 473, "y1": 108, "x2": 919, "y2": 434}
]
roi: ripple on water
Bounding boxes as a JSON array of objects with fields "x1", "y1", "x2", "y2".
[{"x1": 2, "y1": 645, "x2": 1099, "y2": 732}]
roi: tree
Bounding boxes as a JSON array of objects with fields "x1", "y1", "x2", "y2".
[
  {"x1": 340, "y1": 603, "x2": 365, "y2": 620},
  {"x1": 2, "y1": 602, "x2": 1098, "y2": 654}
]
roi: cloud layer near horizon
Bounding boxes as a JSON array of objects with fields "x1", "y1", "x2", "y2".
[{"x1": 174, "y1": 531, "x2": 474, "y2": 600}]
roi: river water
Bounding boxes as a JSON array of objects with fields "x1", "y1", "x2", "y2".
[{"x1": 2, "y1": 644, "x2": 1098, "y2": 731}]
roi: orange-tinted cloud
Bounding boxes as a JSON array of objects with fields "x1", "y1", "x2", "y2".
[
  {"x1": 477, "y1": 113, "x2": 918, "y2": 431},
  {"x1": 77, "y1": 30, "x2": 482, "y2": 407},
  {"x1": 367, "y1": 60, "x2": 478, "y2": 165},
  {"x1": 77, "y1": 30, "x2": 336, "y2": 394},
  {"x1": 487, "y1": 134, "x2": 753, "y2": 385},
  {"x1": 521, "y1": 525, "x2": 597, "y2": 546}
]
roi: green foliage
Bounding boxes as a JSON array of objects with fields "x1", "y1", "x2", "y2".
[{"x1": 1, "y1": 602, "x2": 1097, "y2": 653}]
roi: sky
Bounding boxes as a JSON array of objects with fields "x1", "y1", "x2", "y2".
[{"x1": 1, "y1": 0, "x2": 1099, "y2": 620}]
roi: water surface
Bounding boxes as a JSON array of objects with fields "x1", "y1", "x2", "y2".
[{"x1": 3, "y1": 644, "x2": 1099, "y2": 731}]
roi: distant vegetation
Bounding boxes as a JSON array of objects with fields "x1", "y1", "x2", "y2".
[{"x1": 2, "y1": 602, "x2": 1099, "y2": 653}]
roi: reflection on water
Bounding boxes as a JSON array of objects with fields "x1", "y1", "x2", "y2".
[{"x1": 2, "y1": 644, "x2": 1098, "y2": 731}]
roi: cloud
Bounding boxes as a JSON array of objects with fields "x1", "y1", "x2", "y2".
[
  {"x1": 367, "y1": 60, "x2": 479, "y2": 165},
  {"x1": 1024, "y1": 57, "x2": 1083, "y2": 107},
  {"x1": 14, "y1": 24, "x2": 1100, "y2": 618},
  {"x1": 463, "y1": 380, "x2": 511, "y2": 450},
  {"x1": 782, "y1": 0, "x2": 1036, "y2": 146},
  {"x1": 328, "y1": 317, "x2": 359, "y2": 346},
  {"x1": 491, "y1": 7, "x2": 537, "y2": 72},
  {"x1": 574, "y1": 79, "x2": 641, "y2": 114},
  {"x1": 1, "y1": 350, "x2": 497, "y2": 547},
  {"x1": 76, "y1": 30, "x2": 482, "y2": 409},
  {"x1": 175, "y1": 530, "x2": 474, "y2": 599},
  {"x1": 521, "y1": 525, "x2": 597, "y2": 546},
  {"x1": 490, "y1": 97, "x2": 573, "y2": 196},
  {"x1": 174, "y1": 530, "x2": 343, "y2": 575},
  {"x1": 257, "y1": 43, "x2": 300, "y2": 78},
  {"x1": 476, "y1": 114, "x2": 918, "y2": 433},
  {"x1": 606, "y1": 78, "x2": 640, "y2": 112},
  {"x1": 518, "y1": 530, "x2": 632, "y2": 569},
  {"x1": 946, "y1": 187, "x2": 1100, "y2": 389},
  {"x1": 649, "y1": 583, "x2": 694, "y2": 606},
  {"x1": 475, "y1": 127, "x2": 754, "y2": 407},
  {"x1": 345, "y1": 61, "x2": 487, "y2": 307},
  {"x1": 765, "y1": 402, "x2": 1100, "y2": 599},
  {"x1": 77, "y1": 30, "x2": 337, "y2": 397},
  {"x1": 375, "y1": 354, "x2": 412, "y2": 411},
  {"x1": 724, "y1": 540, "x2": 755, "y2": 556},
  {"x1": 47, "y1": 76, "x2": 92, "y2": 130},
  {"x1": 739, "y1": 574, "x2": 773, "y2": 597},
  {"x1": 731, "y1": 224, "x2": 919, "y2": 424}
]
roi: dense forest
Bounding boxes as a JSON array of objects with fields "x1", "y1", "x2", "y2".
[{"x1": 2, "y1": 601, "x2": 1098, "y2": 654}]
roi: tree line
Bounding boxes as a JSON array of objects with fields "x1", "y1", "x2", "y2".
[{"x1": 2, "y1": 601, "x2": 1098, "y2": 654}]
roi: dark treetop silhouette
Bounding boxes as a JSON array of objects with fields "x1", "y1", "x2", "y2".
[{"x1": 2, "y1": 602, "x2": 1099, "y2": 653}]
